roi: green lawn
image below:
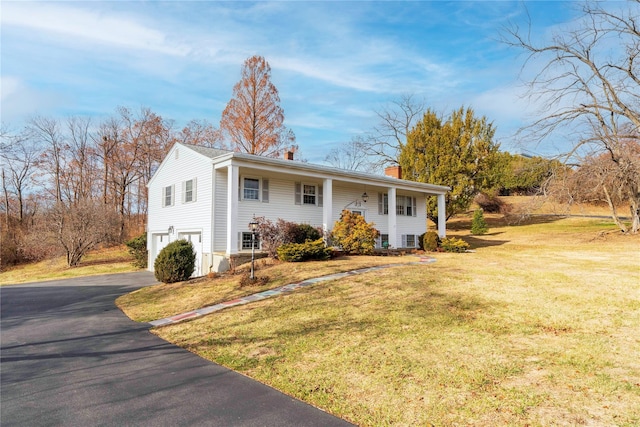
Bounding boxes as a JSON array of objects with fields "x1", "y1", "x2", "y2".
[{"x1": 147, "y1": 217, "x2": 640, "y2": 426}]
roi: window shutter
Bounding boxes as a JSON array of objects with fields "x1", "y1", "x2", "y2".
[
  {"x1": 262, "y1": 179, "x2": 269, "y2": 203},
  {"x1": 182, "y1": 181, "x2": 186, "y2": 203},
  {"x1": 295, "y1": 182, "x2": 301, "y2": 205},
  {"x1": 238, "y1": 177, "x2": 242, "y2": 201},
  {"x1": 401, "y1": 234, "x2": 407, "y2": 248},
  {"x1": 162, "y1": 187, "x2": 166, "y2": 207},
  {"x1": 171, "y1": 185, "x2": 175, "y2": 206},
  {"x1": 378, "y1": 193, "x2": 383, "y2": 215},
  {"x1": 318, "y1": 185, "x2": 323, "y2": 207},
  {"x1": 238, "y1": 232, "x2": 242, "y2": 250},
  {"x1": 192, "y1": 178, "x2": 197, "y2": 203},
  {"x1": 412, "y1": 197, "x2": 416, "y2": 217}
]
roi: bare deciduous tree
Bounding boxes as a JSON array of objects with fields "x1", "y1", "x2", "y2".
[
  {"x1": 29, "y1": 116, "x2": 66, "y2": 203},
  {"x1": 0, "y1": 128, "x2": 41, "y2": 223},
  {"x1": 178, "y1": 119, "x2": 225, "y2": 148},
  {"x1": 505, "y1": 1, "x2": 640, "y2": 232},
  {"x1": 323, "y1": 136, "x2": 380, "y2": 172},
  {"x1": 359, "y1": 94, "x2": 426, "y2": 168},
  {"x1": 51, "y1": 199, "x2": 119, "y2": 267},
  {"x1": 66, "y1": 116, "x2": 96, "y2": 203}
]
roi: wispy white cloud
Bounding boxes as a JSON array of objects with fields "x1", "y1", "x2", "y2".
[
  {"x1": 2, "y1": 2, "x2": 189, "y2": 56},
  {"x1": 0, "y1": 76, "x2": 64, "y2": 122}
]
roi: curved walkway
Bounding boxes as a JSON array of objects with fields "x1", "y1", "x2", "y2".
[{"x1": 150, "y1": 256, "x2": 437, "y2": 327}]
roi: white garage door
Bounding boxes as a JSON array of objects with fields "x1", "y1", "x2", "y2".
[
  {"x1": 151, "y1": 233, "x2": 170, "y2": 269},
  {"x1": 179, "y1": 232, "x2": 202, "y2": 277}
]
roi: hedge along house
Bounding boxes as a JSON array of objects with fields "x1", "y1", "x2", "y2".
[{"x1": 147, "y1": 143, "x2": 449, "y2": 276}]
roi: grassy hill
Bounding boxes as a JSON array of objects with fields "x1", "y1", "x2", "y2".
[{"x1": 143, "y1": 215, "x2": 638, "y2": 426}]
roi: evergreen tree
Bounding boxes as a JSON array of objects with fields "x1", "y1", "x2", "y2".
[
  {"x1": 399, "y1": 107, "x2": 500, "y2": 223},
  {"x1": 471, "y1": 209, "x2": 488, "y2": 235}
]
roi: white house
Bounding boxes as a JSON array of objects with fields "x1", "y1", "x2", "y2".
[{"x1": 147, "y1": 143, "x2": 449, "y2": 275}]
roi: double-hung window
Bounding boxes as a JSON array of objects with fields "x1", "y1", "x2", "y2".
[
  {"x1": 243, "y1": 178, "x2": 260, "y2": 200},
  {"x1": 378, "y1": 193, "x2": 416, "y2": 217},
  {"x1": 241, "y1": 232, "x2": 260, "y2": 250},
  {"x1": 295, "y1": 182, "x2": 322, "y2": 206},
  {"x1": 403, "y1": 234, "x2": 416, "y2": 248},
  {"x1": 303, "y1": 184, "x2": 316, "y2": 205},
  {"x1": 183, "y1": 178, "x2": 196, "y2": 203},
  {"x1": 162, "y1": 185, "x2": 174, "y2": 207},
  {"x1": 378, "y1": 193, "x2": 389, "y2": 215},
  {"x1": 241, "y1": 177, "x2": 269, "y2": 202}
]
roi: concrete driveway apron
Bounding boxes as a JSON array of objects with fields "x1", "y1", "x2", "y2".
[{"x1": 0, "y1": 272, "x2": 352, "y2": 426}]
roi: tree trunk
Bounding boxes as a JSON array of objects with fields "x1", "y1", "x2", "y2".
[
  {"x1": 603, "y1": 185, "x2": 628, "y2": 233},
  {"x1": 630, "y1": 195, "x2": 639, "y2": 234}
]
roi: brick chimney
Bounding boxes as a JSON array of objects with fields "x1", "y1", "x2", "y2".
[
  {"x1": 384, "y1": 165, "x2": 402, "y2": 179},
  {"x1": 284, "y1": 150, "x2": 294, "y2": 160}
]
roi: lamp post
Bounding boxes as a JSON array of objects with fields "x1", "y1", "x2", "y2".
[{"x1": 249, "y1": 216, "x2": 258, "y2": 280}]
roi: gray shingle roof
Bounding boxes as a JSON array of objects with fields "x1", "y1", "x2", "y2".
[
  {"x1": 182, "y1": 143, "x2": 231, "y2": 159},
  {"x1": 179, "y1": 143, "x2": 449, "y2": 194}
]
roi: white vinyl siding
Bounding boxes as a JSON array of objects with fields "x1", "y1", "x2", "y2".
[
  {"x1": 214, "y1": 170, "x2": 228, "y2": 252},
  {"x1": 148, "y1": 144, "x2": 214, "y2": 273}
]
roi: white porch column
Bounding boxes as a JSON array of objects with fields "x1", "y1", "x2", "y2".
[
  {"x1": 388, "y1": 187, "x2": 397, "y2": 248},
  {"x1": 322, "y1": 178, "x2": 333, "y2": 235},
  {"x1": 437, "y1": 193, "x2": 446, "y2": 237},
  {"x1": 226, "y1": 164, "x2": 239, "y2": 255}
]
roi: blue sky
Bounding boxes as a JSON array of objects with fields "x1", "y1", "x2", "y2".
[{"x1": 1, "y1": 1, "x2": 584, "y2": 163}]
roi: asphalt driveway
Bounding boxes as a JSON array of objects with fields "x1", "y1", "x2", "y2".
[{"x1": 0, "y1": 272, "x2": 352, "y2": 426}]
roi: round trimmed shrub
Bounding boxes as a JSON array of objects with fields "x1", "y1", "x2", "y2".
[
  {"x1": 423, "y1": 231, "x2": 440, "y2": 252},
  {"x1": 418, "y1": 232, "x2": 427, "y2": 250},
  {"x1": 154, "y1": 239, "x2": 196, "y2": 283},
  {"x1": 292, "y1": 223, "x2": 322, "y2": 244}
]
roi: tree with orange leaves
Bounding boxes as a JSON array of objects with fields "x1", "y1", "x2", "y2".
[{"x1": 220, "y1": 55, "x2": 296, "y2": 157}]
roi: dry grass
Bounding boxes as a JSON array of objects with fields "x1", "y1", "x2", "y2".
[
  {"x1": 500, "y1": 195, "x2": 624, "y2": 218},
  {"x1": 0, "y1": 246, "x2": 138, "y2": 285},
  {"x1": 116, "y1": 256, "x2": 417, "y2": 323},
  {"x1": 153, "y1": 217, "x2": 640, "y2": 426}
]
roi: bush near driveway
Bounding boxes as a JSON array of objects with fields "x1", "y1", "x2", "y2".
[{"x1": 154, "y1": 239, "x2": 196, "y2": 283}]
